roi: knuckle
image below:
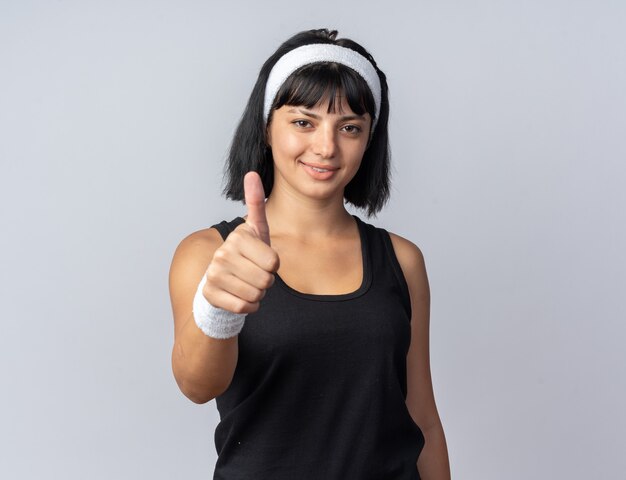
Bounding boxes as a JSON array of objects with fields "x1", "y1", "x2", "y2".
[
  {"x1": 229, "y1": 229, "x2": 243, "y2": 242},
  {"x1": 201, "y1": 284, "x2": 218, "y2": 305},
  {"x1": 211, "y1": 247, "x2": 229, "y2": 264},
  {"x1": 203, "y1": 271, "x2": 216, "y2": 287},
  {"x1": 204, "y1": 267, "x2": 221, "y2": 286},
  {"x1": 262, "y1": 273, "x2": 275, "y2": 289},
  {"x1": 251, "y1": 289, "x2": 265, "y2": 303},
  {"x1": 232, "y1": 300, "x2": 249, "y2": 314},
  {"x1": 265, "y1": 251, "x2": 280, "y2": 272}
]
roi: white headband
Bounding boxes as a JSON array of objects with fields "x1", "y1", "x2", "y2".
[{"x1": 263, "y1": 43, "x2": 382, "y2": 131}]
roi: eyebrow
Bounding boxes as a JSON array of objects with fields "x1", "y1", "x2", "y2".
[{"x1": 286, "y1": 108, "x2": 366, "y2": 122}]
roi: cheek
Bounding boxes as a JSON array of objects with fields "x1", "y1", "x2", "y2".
[
  {"x1": 272, "y1": 132, "x2": 306, "y2": 159},
  {"x1": 349, "y1": 144, "x2": 367, "y2": 167}
]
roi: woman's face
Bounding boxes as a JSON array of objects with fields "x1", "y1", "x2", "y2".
[{"x1": 267, "y1": 96, "x2": 371, "y2": 203}]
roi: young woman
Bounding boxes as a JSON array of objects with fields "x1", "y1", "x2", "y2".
[{"x1": 169, "y1": 29, "x2": 451, "y2": 479}]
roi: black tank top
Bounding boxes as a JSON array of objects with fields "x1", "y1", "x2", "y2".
[{"x1": 211, "y1": 215, "x2": 425, "y2": 480}]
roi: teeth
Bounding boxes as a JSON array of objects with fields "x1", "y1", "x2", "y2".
[{"x1": 312, "y1": 167, "x2": 329, "y2": 172}]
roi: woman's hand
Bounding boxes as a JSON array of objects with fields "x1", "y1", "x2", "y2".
[{"x1": 201, "y1": 171, "x2": 280, "y2": 314}]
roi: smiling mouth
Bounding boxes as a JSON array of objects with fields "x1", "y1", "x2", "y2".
[{"x1": 299, "y1": 161, "x2": 338, "y2": 173}]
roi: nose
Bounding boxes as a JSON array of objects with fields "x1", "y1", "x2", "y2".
[{"x1": 311, "y1": 124, "x2": 336, "y2": 159}]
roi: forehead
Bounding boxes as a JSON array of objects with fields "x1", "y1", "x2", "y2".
[
  {"x1": 282, "y1": 94, "x2": 363, "y2": 116},
  {"x1": 270, "y1": 63, "x2": 375, "y2": 123}
]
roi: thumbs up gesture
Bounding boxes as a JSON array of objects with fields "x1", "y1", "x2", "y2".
[
  {"x1": 203, "y1": 172, "x2": 280, "y2": 314},
  {"x1": 243, "y1": 171, "x2": 271, "y2": 246}
]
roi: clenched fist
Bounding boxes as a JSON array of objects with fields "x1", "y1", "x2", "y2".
[{"x1": 201, "y1": 171, "x2": 280, "y2": 314}]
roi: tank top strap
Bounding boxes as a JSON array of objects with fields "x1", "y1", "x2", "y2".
[
  {"x1": 210, "y1": 217, "x2": 245, "y2": 241},
  {"x1": 356, "y1": 217, "x2": 413, "y2": 319}
]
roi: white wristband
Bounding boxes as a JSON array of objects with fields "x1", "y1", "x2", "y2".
[{"x1": 192, "y1": 274, "x2": 246, "y2": 339}]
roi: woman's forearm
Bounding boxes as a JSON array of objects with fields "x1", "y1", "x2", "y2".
[
  {"x1": 417, "y1": 422, "x2": 451, "y2": 480},
  {"x1": 171, "y1": 313, "x2": 239, "y2": 404}
]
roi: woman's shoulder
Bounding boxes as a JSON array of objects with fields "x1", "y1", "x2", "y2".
[
  {"x1": 384, "y1": 230, "x2": 429, "y2": 300},
  {"x1": 176, "y1": 226, "x2": 223, "y2": 255},
  {"x1": 170, "y1": 216, "x2": 239, "y2": 270},
  {"x1": 173, "y1": 217, "x2": 245, "y2": 258},
  {"x1": 169, "y1": 227, "x2": 224, "y2": 285},
  {"x1": 357, "y1": 216, "x2": 426, "y2": 266},
  {"x1": 386, "y1": 231, "x2": 425, "y2": 265},
  {"x1": 354, "y1": 217, "x2": 423, "y2": 264}
]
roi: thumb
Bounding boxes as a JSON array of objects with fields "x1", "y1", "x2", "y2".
[{"x1": 244, "y1": 171, "x2": 270, "y2": 245}]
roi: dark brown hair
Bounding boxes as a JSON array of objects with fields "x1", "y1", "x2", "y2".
[{"x1": 222, "y1": 29, "x2": 390, "y2": 217}]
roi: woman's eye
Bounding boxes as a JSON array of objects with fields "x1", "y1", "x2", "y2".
[
  {"x1": 293, "y1": 120, "x2": 311, "y2": 128},
  {"x1": 342, "y1": 125, "x2": 362, "y2": 134}
]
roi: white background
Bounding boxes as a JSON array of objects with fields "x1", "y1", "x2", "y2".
[{"x1": 1, "y1": 1, "x2": 625, "y2": 478}]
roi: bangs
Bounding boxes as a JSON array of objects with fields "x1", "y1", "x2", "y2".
[{"x1": 270, "y1": 62, "x2": 376, "y2": 119}]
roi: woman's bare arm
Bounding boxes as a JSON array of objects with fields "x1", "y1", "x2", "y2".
[
  {"x1": 169, "y1": 174, "x2": 279, "y2": 404},
  {"x1": 169, "y1": 228, "x2": 239, "y2": 404},
  {"x1": 390, "y1": 232, "x2": 451, "y2": 480}
]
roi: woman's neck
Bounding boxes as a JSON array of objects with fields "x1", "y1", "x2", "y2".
[{"x1": 262, "y1": 190, "x2": 355, "y2": 240}]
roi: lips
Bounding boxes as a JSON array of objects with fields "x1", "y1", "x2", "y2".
[
  {"x1": 298, "y1": 160, "x2": 339, "y2": 180},
  {"x1": 298, "y1": 161, "x2": 339, "y2": 171}
]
